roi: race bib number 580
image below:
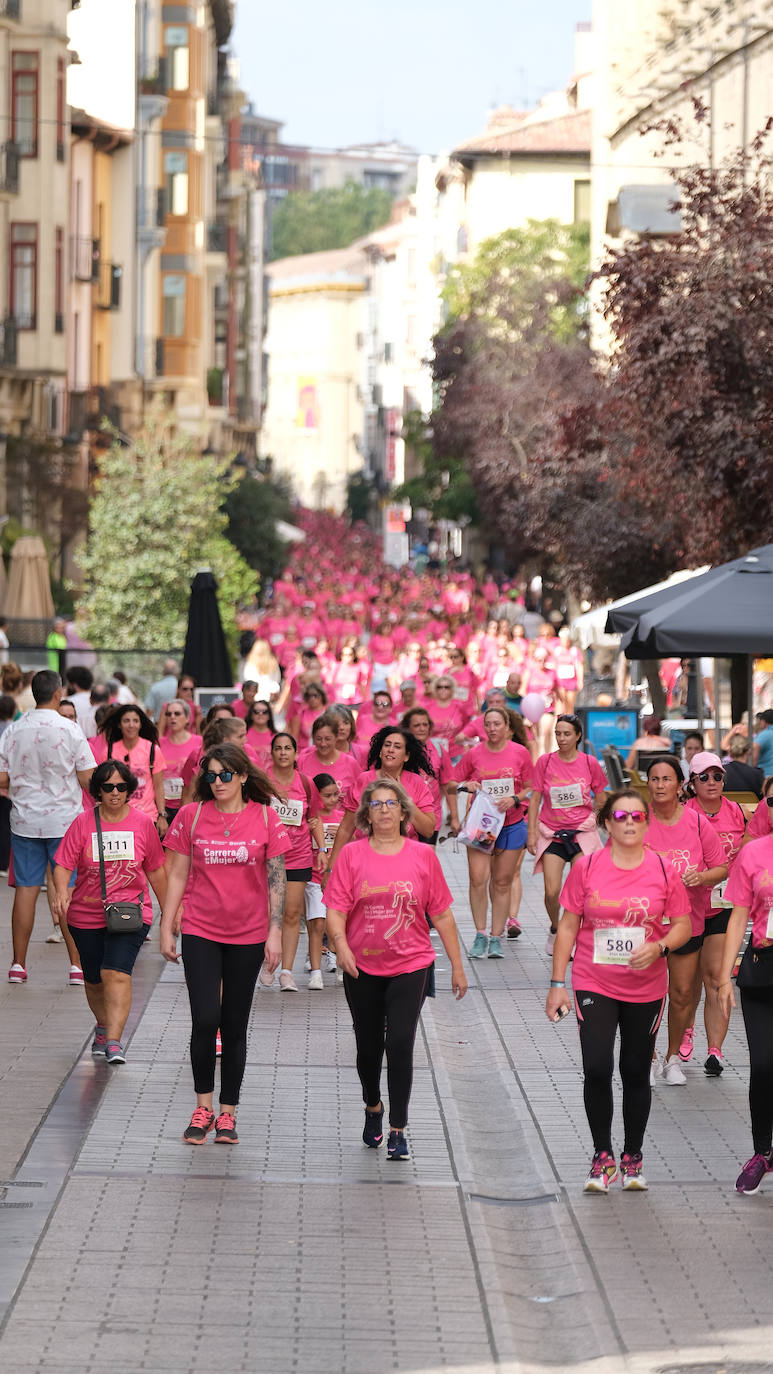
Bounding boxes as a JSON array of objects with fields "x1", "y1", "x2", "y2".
[{"x1": 593, "y1": 926, "x2": 645, "y2": 965}]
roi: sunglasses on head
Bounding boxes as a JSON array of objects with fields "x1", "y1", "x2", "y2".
[
  {"x1": 101, "y1": 781, "x2": 128, "y2": 793},
  {"x1": 203, "y1": 770, "x2": 234, "y2": 784},
  {"x1": 611, "y1": 809, "x2": 647, "y2": 823},
  {"x1": 696, "y1": 770, "x2": 724, "y2": 783}
]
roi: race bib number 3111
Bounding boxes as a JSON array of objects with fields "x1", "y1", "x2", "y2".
[{"x1": 91, "y1": 831, "x2": 135, "y2": 862}]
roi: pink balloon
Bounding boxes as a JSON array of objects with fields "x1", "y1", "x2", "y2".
[{"x1": 520, "y1": 692, "x2": 547, "y2": 723}]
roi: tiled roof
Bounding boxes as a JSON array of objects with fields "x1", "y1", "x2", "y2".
[{"x1": 453, "y1": 108, "x2": 591, "y2": 159}]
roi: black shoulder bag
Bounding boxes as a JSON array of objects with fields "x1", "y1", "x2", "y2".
[{"x1": 94, "y1": 810, "x2": 144, "y2": 934}]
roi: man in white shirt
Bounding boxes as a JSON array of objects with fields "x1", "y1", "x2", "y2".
[
  {"x1": 65, "y1": 665, "x2": 95, "y2": 737},
  {"x1": 145, "y1": 659, "x2": 179, "y2": 721},
  {"x1": 0, "y1": 669, "x2": 96, "y2": 983},
  {"x1": 0, "y1": 617, "x2": 9, "y2": 666}
]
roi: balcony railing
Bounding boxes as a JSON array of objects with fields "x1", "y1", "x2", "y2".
[
  {"x1": 0, "y1": 141, "x2": 19, "y2": 194},
  {"x1": 207, "y1": 221, "x2": 228, "y2": 253},
  {"x1": 0, "y1": 1, "x2": 21, "y2": 20},
  {"x1": 155, "y1": 338, "x2": 165, "y2": 376},
  {"x1": 71, "y1": 236, "x2": 100, "y2": 282},
  {"x1": 138, "y1": 187, "x2": 166, "y2": 228},
  {"x1": 139, "y1": 58, "x2": 168, "y2": 96},
  {"x1": 95, "y1": 261, "x2": 122, "y2": 310},
  {"x1": 1, "y1": 316, "x2": 18, "y2": 366}
]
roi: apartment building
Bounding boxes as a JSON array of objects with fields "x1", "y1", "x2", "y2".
[{"x1": 0, "y1": 0, "x2": 71, "y2": 534}]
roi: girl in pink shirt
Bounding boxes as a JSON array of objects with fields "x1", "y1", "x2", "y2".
[
  {"x1": 244, "y1": 699, "x2": 275, "y2": 771},
  {"x1": 547, "y1": 789, "x2": 690, "y2": 1193},
  {"x1": 304, "y1": 773, "x2": 344, "y2": 987},
  {"x1": 158, "y1": 699, "x2": 202, "y2": 823},
  {"x1": 324, "y1": 776, "x2": 466, "y2": 1159},
  {"x1": 95, "y1": 705, "x2": 168, "y2": 832},
  {"x1": 260, "y1": 732, "x2": 326, "y2": 992}
]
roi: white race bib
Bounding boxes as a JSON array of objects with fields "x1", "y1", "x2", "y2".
[
  {"x1": 711, "y1": 879, "x2": 733, "y2": 911},
  {"x1": 323, "y1": 822, "x2": 339, "y2": 848},
  {"x1": 453, "y1": 685, "x2": 469, "y2": 701},
  {"x1": 481, "y1": 777, "x2": 515, "y2": 801},
  {"x1": 593, "y1": 926, "x2": 645, "y2": 965},
  {"x1": 272, "y1": 797, "x2": 303, "y2": 828},
  {"x1": 556, "y1": 662, "x2": 576, "y2": 680},
  {"x1": 340, "y1": 682, "x2": 356, "y2": 700},
  {"x1": 164, "y1": 776, "x2": 183, "y2": 800},
  {"x1": 766, "y1": 907, "x2": 773, "y2": 940},
  {"x1": 270, "y1": 633, "x2": 283, "y2": 646},
  {"x1": 549, "y1": 782, "x2": 584, "y2": 809},
  {"x1": 92, "y1": 830, "x2": 135, "y2": 862}
]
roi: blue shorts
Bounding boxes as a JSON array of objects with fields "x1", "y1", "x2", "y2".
[
  {"x1": 11, "y1": 833, "x2": 63, "y2": 887},
  {"x1": 67, "y1": 923, "x2": 149, "y2": 983},
  {"x1": 494, "y1": 819, "x2": 528, "y2": 852}
]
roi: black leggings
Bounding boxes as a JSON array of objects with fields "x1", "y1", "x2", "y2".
[
  {"x1": 576, "y1": 990, "x2": 665, "y2": 1156},
  {"x1": 740, "y1": 987, "x2": 773, "y2": 1154},
  {"x1": 181, "y1": 934, "x2": 264, "y2": 1105},
  {"x1": 343, "y1": 966, "x2": 430, "y2": 1129}
]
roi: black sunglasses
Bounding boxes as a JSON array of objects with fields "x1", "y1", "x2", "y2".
[
  {"x1": 766, "y1": 796, "x2": 773, "y2": 808},
  {"x1": 101, "y1": 782, "x2": 128, "y2": 793},
  {"x1": 696, "y1": 770, "x2": 724, "y2": 783},
  {"x1": 203, "y1": 770, "x2": 234, "y2": 784}
]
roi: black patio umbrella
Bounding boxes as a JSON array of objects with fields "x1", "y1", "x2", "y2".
[
  {"x1": 182, "y1": 568, "x2": 233, "y2": 688},
  {"x1": 605, "y1": 545, "x2": 773, "y2": 657}
]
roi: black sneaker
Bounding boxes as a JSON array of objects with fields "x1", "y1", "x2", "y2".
[
  {"x1": 362, "y1": 1103, "x2": 384, "y2": 1148},
  {"x1": 387, "y1": 1130, "x2": 409, "y2": 1161},
  {"x1": 214, "y1": 1111, "x2": 238, "y2": 1144},
  {"x1": 183, "y1": 1108, "x2": 215, "y2": 1144},
  {"x1": 705, "y1": 1051, "x2": 724, "y2": 1077}
]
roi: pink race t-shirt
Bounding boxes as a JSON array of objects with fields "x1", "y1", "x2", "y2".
[
  {"x1": 747, "y1": 798, "x2": 773, "y2": 839},
  {"x1": 685, "y1": 795, "x2": 747, "y2": 909},
  {"x1": 645, "y1": 808, "x2": 726, "y2": 937},
  {"x1": 342, "y1": 769, "x2": 435, "y2": 841},
  {"x1": 561, "y1": 846, "x2": 690, "y2": 1001},
  {"x1": 55, "y1": 808, "x2": 165, "y2": 929},
  {"x1": 91, "y1": 737, "x2": 167, "y2": 819},
  {"x1": 165, "y1": 799, "x2": 291, "y2": 943},
  {"x1": 724, "y1": 834, "x2": 773, "y2": 948},
  {"x1": 297, "y1": 747, "x2": 361, "y2": 794},
  {"x1": 323, "y1": 838, "x2": 452, "y2": 976},
  {"x1": 428, "y1": 700, "x2": 466, "y2": 744},
  {"x1": 267, "y1": 769, "x2": 322, "y2": 869},
  {"x1": 160, "y1": 734, "x2": 202, "y2": 807},
  {"x1": 533, "y1": 752, "x2": 608, "y2": 832},
  {"x1": 455, "y1": 740, "x2": 534, "y2": 826}
]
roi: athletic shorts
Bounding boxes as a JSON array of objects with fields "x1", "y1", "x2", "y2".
[
  {"x1": 11, "y1": 833, "x2": 63, "y2": 887},
  {"x1": 494, "y1": 819, "x2": 527, "y2": 852},
  {"x1": 286, "y1": 866, "x2": 312, "y2": 884},
  {"x1": 671, "y1": 932, "x2": 704, "y2": 956},
  {"x1": 543, "y1": 836, "x2": 581, "y2": 864},
  {"x1": 703, "y1": 909, "x2": 731, "y2": 938},
  {"x1": 68, "y1": 923, "x2": 149, "y2": 983},
  {"x1": 304, "y1": 881, "x2": 325, "y2": 922}
]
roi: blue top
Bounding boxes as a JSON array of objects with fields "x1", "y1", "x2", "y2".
[{"x1": 755, "y1": 726, "x2": 773, "y2": 775}]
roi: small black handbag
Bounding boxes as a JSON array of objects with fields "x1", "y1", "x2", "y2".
[
  {"x1": 736, "y1": 940, "x2": 773, "y2": 992},
  {"x1": 94, "y1": 811, "x2": 144, "y2": 935}
]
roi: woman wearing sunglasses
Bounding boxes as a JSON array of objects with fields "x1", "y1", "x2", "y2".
[
  {"x1": 644, "y1": 757, "x2": 727, "y2": 1086},
  {"x1": 158, "y1": 699, "x2": 202, "y2": 825},
  {"x1": 547, "y1": 790, "x2": 691, "y2": 1192},
  {"x1": 324, "y1": 778, "x2": 466, "y2": 1160},
  {"x1": 682, "y1": 752, "x2": 748, "y2": 1076},
  {"x1": 161, "y1": 744, "x2": 291, "y2": 1145},
  {"x1": 53, "y1": 760, "x2": 167, "y2": 1065},
  {"x1": 746, "y1": 775, "x2": 773, "y2": 841},
  {"x1": 528, "y1": 714, "x2": 607, "y2": 955}
]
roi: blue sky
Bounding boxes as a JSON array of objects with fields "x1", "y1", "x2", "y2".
[{"x1": 232, "y1": 1, "x2": 591, "y2": 154}]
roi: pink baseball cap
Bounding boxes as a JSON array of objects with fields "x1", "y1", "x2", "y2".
[{"x1": 689, "y1": 751, "x2": 725, "y2": 775}]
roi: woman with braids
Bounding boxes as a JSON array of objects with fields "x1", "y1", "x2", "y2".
[
  {"x1": 328, "y1": 726, "x2": 436, "y2": 865},
  {"x1": 160, "y1": 744, "x2": 291, "y2": 1146}
]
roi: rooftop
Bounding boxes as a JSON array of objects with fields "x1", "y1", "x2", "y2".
[{"x1": 453, "y1": 107, "x2": 592, "y2": 160}]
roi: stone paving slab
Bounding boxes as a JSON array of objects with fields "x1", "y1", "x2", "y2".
[{"x1": 3, "y1": 842, "x2": 773, "y2": 1372}]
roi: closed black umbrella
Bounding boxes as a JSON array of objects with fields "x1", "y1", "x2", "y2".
[{"x1": 182, "y1": 568, "x2": 233, "y2": 687}]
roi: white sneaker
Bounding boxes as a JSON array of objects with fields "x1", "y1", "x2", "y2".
[
  {"x1": 650, "y1": 1053, "x2": 663, "y2": 1087},
  {"x1": 308, "y1": 970, "x2": 323, "y2": 990},
  {"x1": 279, "y1": 970, "x2": 298, "y2": 992},
  {"x1": 325, "y1": 950, "x2": 337, "y2": 972},
  {"x1": 258, "y1": 962, "x2": 275, "y2": 988},
  {"x1": 664, "y1": 1055, "x2": 687, "y2": 1086},
  {"x1": 545, "y1": 931, "x2": 556, "y2": 956},
  {"x1": 46, "y1": 927, "x2": 64, "y2": 944},
  {"x1": 304, "y1": 955, "x2": 312, "y2": 972}
]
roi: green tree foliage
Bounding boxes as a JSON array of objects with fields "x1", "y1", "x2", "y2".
[
  {"x1": 392, "y1": 411, "x2": 479, "y2": 525},
  {"x1": 222, "y1": 470, "x2": 293, "y2": 589},
  {"x1": 78, "y1": 416, "x2": 258, "y2": 651},
  {"x1": 345, "y1": 470, "x2": 376, "y2": 525},
  {"x1": 270, "y1": 181, "x2": 395, "y2": 260}
]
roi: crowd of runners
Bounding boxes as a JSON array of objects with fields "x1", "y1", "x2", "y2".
[{"x1": 2, "y1": 510, "x2": 773, "y2": 1192}]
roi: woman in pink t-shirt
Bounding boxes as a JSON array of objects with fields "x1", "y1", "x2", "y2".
[
  {"x1": 547, "y1": 789, "x2": 691, "y2": 1193},
  {"x1": 158, "y1": 699, "x2": 202, "y2": 823},
  {"x1": 682, "y1": 751, "x2": 748, "y2": 1074},
  {"x1": 244, "y1": 699, "x2": 275, "y2": 771},
  {"x1": 644, "y1": 756, "x2": 726, "y2": 1087},
  {"x1": 746, "y1": 777, "x2": 773, "y2": 839},
  {"x1": 401, "y1": 706, "x2": 460, "y2": 838},
  {"x1": 527, "y1": 714, "x2": 607, "y2": 953},
  {"x1": 160, "y1": 743, "x2": 291, "y2": 1146},
  {"x1": 329, "y1": 727, "x2": 436, "y2": 864},
  {"x1": 53, "y1": 758, "x2": 167, "y2": 1065},
  {"x1": 96, "y1": 705, "x2": 168, "y2": 835},
  {"x1": 427, "y1": 676, "x2": 468, "y2": 743},
  {"x1": 718, "y1": 831, "x2": 773, "y2": 1193},
  {"x1": 297, "y1": 712, "x2": 362, "y2": 799},
  {"x1": 324, "y1": 777, "x2": 466, "y2": 1159}
]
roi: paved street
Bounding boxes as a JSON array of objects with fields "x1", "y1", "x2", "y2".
[{"x1": 1, "y1": 845, "x2": 772, "y2": 1374}]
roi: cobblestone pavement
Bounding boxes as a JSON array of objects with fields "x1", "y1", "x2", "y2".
[{"x1": 1, "y1": 846, "x2": 772, "y2": 1373}]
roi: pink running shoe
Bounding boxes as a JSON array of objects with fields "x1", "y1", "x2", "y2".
[
  {"x1": 8, "y1": 963, "x2": 27, "y2": 984},
  {"x1": 736, "y1": 1151, "x2": 773, "y2": 1195},
  {"x1": 506, "y1": 918, "x2": 522, "y2": 939},
  {"x1": 678, "y1": 1027, "x2": 694, "y2": 1063},
  {"x1": 215, "y1": 1031, "x2": 222, "y2": 1057},
  {"x1": 583, "y1": 1151, "x2": 618, "y2": 1193}
]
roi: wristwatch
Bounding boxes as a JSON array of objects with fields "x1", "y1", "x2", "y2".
[{"x1": 658, "y1": 942, "x2": 668, "y2": 958}]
